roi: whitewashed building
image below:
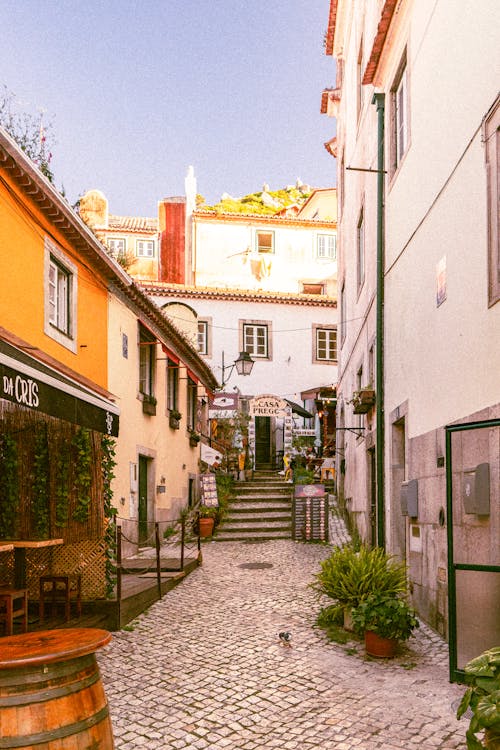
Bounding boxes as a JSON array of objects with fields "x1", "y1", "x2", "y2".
[{"x1": 323, "y1": 0, "x2": 500, "y2": 678}]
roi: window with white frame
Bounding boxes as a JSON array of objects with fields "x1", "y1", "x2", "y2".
[
  {"x1": 187, "y1": 377, "x2": 197, "y2": 431},
  {"x1": 167, "y1": 358, "x2": 179, "y2": 411},
  {"x1": 357, "y1": 208, "x2": 365, "y2": 290},
  {"x1": 392, "y1": 55, "x2": 409, "y2": 172},
  {"x1": 138, "y1": 324, "x2": 156, "y2": 397},
  {"x1": 316, "y1": 234, "x2": 336, "y2": 260},
  {"x1": 314, "y1": 325, "x2": 337, "y2": 363},
  {"x1": 241, "y1": 321, "x2": 270, "y2": 358},
  {"x1": 485, "y1": 93, "x2": 500, "y2": 306},
  {"x1": 107, "y1": 237, "x2": 126, "y2": 255},
  {"x1": 256, "y1": 231, "x2": 274, "y2": 253},
  {"x1": 197, "y1": 318, "x2": 212, "y2": 357},
  {"x1": 44, "y1": 238, "x2": 77, "y2": 352},
  {"x1": 357, "y1": 37, "x2": 364, "y2": 120},
  {"x1": 136, "y1": 239, "x2": 155, "y2": 257},
  {"x1": 340, "y1": 280, "x2": 346, "y2": 345}
]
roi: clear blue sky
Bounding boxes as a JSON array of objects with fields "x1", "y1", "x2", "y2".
[{"x1": 1, "y1": 0, "x2": 337, "y2": 217}]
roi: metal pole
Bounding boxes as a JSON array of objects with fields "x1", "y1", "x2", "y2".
[
  {"x1": 180, "y1": 515, "x2": 185, "y2": 572},
  {"x1": 155, "y1": 523, "x2": 162, "y2": 599},
  {"x1": 373, "y1": 92, "x2": 386, "y2": 549},
  {"x1": 116, "y1": 525, "x2": 122, "y2": 629}
]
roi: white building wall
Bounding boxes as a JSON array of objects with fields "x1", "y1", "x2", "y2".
[
  {"x1": 383, "y1": 0, "x2": 500, "y2": 436},
  {"x1": 157, "y1": 295, "x2": 338, "y2": 402},
  {"x1": 193, "y1": 216, "x2": 337, "y2": 295}
]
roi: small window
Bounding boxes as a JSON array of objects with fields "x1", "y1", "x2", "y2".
[
  {"x1": 302, "y1": 283, "x2": 325, "y2": 295},
  {"x1": 197, "y1": 321, "x2": 208, "y2": 355},
  {"x1": 107, "y1": 238, "x2": 126, "y2": 254},
  {"x1": 48, "y1": 258, "x2": 71, "y2": 335},
  {"x1": 256, "y1": 231, "x2": 274, "y2": 253},
  {"x1": 357, "y1": 208, "x2": 365, "y2": 290},
  {"x1": 317, "y1": 234, "x2": 336, "y2": 260},
  {"x1": 136, "y1": 239, "x2": 155, "y2": 257},
  {"x1": 167, "y1": 358, "x2": 179, "y2": 411},
  {"x1": 243, "y1": 323, "x2": 269, "y2": 358},
  {"x1": 485, "y1": 94, "x2": 500, "y2": 306},
  {"x1": 314, "y1": 326, "x2": 337, "y2": 363},
  {"x1": 187, "y1": 377, "x2": 197, "y2": 431},
  {"x1": 391, "y1": 54, "x2": 409, "y2": 173},
  {"x1": 44, "y1": 238, "x2": 77, "y2": 352},
  {"x1": 139, "y1": 325, "x2": 156, "y2": 397},
  {"x1": 357, "y1": 37, "x2": 364, "y2": 120},
  {"x1": 340, "y1": 281, "x2": 346, "y2": 345}
]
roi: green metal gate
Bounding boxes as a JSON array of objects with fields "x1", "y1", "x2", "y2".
[{"x1": 446, "y1": 418, "x2": 500, "y2": 682}]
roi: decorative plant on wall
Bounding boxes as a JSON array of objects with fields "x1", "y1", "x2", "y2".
[
  {"x1": 55, "y1": 438, "x2": 71, "y2": 527},
  {"x1": 0, "y1": 433, "x2": 19, "y2": 538},
  {"x1": 72, "y1": 427, "x2": 93, "y2": 523},
  {"x1": 32, "y1": 426, "x2": 50, "y2": 539},
  {"x1": 101, "y1": 435, "x2": 117, "y2": 598}
]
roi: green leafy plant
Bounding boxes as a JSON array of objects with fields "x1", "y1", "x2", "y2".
[
  {"x1": 351, "y1": 592, "x2": 419, "y2": 641},
  {"x1": 457, "y1": 647, "x2": 500, "y2": 750},
  {"x1": 198, "y1": 505, "x2": 218, "y2": 519},
  {"x1": 310, "y1": 543, "x2": 408, "y2": 609},
  {"x1": 72, "y1": 428, "x2": 92, "y2": 523},
  {"x1": 0, "y1": 433, "x2": 19, "y2": 538},
  {"x1": 102, "y1": 435, "x2": 117, "y2": 598},
  {"x1": 163, "y1": 524, "x2": 177, "y2": 540},
  {"x1": 32, "y1": 427, "x2": 50, "y2": 538},
  {"x1": 55, "y1": 439, "x2": 71, "y2": 527}
]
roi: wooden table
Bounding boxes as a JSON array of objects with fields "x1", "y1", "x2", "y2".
[
  {"x1": 0, "y1": 544, "x2": 14, "y2": 553},
  {"x1": 1, "y1": 539, "x2": 63, "y2": 588}
]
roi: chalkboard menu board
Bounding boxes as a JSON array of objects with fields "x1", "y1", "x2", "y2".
[
  {"x1": 200, "y1": 473, "x2": 219, "y2": 507},
  {"x1": 292, "y1": 485, "x2": 328, "y2": 542}
]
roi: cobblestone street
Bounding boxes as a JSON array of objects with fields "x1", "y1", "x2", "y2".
[{"x1": 98, "y1": 532, "x2": 466, "y2": 750}]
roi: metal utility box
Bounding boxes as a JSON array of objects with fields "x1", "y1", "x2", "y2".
[
  {"x1": 462, "y1": 462, "x2": 490, "y2": 515},
  {"x1": 400, "y1": 479, "x2": 418, "y2": 517}
]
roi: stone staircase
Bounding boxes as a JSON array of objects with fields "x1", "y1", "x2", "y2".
[{"x1": 214, "y1": 470, "x2": 293, "y2": 542}]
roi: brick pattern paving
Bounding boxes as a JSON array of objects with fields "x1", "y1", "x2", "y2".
[{"x1": 99, "y1": 531, "x2": 466, "y2": 749}]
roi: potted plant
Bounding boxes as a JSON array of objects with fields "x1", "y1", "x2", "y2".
[
  {"x1": 310, "y1": 543, "x2": 408, "y2": 630},
  {"x1": 169, "y1": 409, "x2": 182, "y2": 429},
  {"x1": 197, "y1": 505, "x2": 217, "y2": 538},
  {"x1": 189, "y1": 431, "x2": 201, "y2": 447},
  {"x1": 350, "y1": 387, "x2": 376, "y2": 414},
  {"x1": 351, "y1": 592, "x2": 419, "y2": 657},
  {"x1": 142, "y1": 394, "x2": 157, "y2": 415},
  {"x1": 456, "y1": 646, "x2": 500, "y2": 749}
]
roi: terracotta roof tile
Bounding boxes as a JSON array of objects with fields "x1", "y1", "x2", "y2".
[
  {"x1": 325, "y1": 0, "x2": 338, "y2": 56},
  {"x1": 363, "y1": 0, "x2": 399, "y2": 84},
  {"x1": 108, "y1": 214, "x2": 158, "y2": 232},
  {"x1": 140, "y1": 281, "x2": 337, "y2": 307}
]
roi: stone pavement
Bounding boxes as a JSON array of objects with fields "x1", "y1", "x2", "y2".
[{"x1": 98, "y1": 534, "x2": 467, "y2": 749}]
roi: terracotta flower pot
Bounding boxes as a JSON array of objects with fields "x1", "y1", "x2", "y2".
[
  {"x1": 364, "y1": 630, "x2": 398, "y2": 658},
  {"x1": 199, "y1": 517, "x2": 215, "y2": 538}
]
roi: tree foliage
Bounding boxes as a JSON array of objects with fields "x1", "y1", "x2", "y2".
[{"x1": 0, "y1": 85, "x2": 55, "y2": 182}]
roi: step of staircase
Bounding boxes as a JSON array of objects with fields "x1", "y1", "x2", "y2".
[{"x1": 215, "y1": 471, "x2": 293, "y2": 542}]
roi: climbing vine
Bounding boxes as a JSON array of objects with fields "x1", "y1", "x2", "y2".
[
  {"x1": 72, "y1": 428, "x2": 93, "y2": 523},
  {"x1": 101, "y1": 435, "x2": 117, "y2": 598},
  {"x1": 55, "y1": 438, "x2": 71, "y2": 527},
  {"x1": 0, "y1": 433, "x2": 19, "y2": 538},
  {"x1": 32, "y1": 426, "x2": 50, "y2": 538}
]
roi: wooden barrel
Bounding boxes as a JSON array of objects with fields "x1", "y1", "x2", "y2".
[{"x1": 0, "y1": 628, "x2": 114, "y2": 749}]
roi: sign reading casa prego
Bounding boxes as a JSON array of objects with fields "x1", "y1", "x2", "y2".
[{"x1": 249, "y1": 394, "x2": 290, "y2": 418}]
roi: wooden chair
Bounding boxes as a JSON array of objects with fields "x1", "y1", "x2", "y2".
[
  {"x1": 39, "y1": 574, "x2": 82, "y2": 623},
  {"x1": 0, "y1": 588, "x2": 28, "y2": 635}
]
